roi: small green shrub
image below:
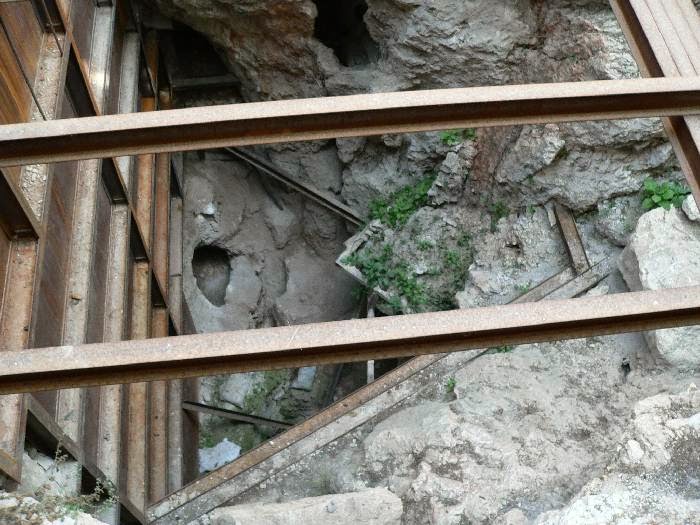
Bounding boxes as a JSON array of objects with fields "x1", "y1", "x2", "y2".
[
  {"x1": 344, "y1": 244, "x2": 426, "y2": 310},
  {"x1": 642, "y1": 178, "x2": 690, "y2": 211},
  {"x1": 492, "y1": 345, "x2": 514, "y2": 353},
  {"x1": 440, "y1": 128, "x2": 477, "y2": 145},
  {"x1": 515, "y1": 282, "x2": 531, "y2": 293},
  {"x1": 369, "y1": 175, "x2": 436, "y2": 228},
  {"x1": 417, "y1": 239, "x2": 434, "y2": 251},
  {"x1": 445, "y1": 377, "x2": 457, "y2": 393},
  {"x1": 488, "y1": 201, "x2": 509, "y2": 232},
  {"x1": 457, "y1": 232, "x2": 472, "y2": 248}
]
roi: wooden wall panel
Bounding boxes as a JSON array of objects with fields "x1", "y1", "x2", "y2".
[
  {"x1": 153, "y1": 154, "x2": 170, "y2": 296},
  {"x1": 69, "y1": 0, "x2": 95, "y2": 66},
  {"x1": 105, "y1": 2, "x2": 127, "y2": 116},
  {"x1": 82, "y1": 178, "x2": 112, "y2": 467},
  {"x1": 0, "y1": 20, "x2": 31, "y2": 126},
  {"x1": 0, "y1": 4, "x2": 43, "y2": 77},
  {"x1": 0, "y1": 228, "x2": 10, "y2": 311},
  {"x1": 30, "y1": 90, "x2": 79, "y2": 415},
  {"x1": 85, "y1": 179, "x2": 112, "y2": 344},
  {"x1": 122, "y1": 259, "x2": 151, "y2": 512},
  {"x1": 149, "y1": 307, "x2": 169, "y2": 504}
]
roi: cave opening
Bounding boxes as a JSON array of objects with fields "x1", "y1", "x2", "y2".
[
  {"x1": 313, "y1": 0, "x2": 380, "y2": 67},
  {"x1": 192, "y1": 245, "x2": 231, "y2": 307}
]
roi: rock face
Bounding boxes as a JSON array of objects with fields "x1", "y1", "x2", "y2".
[
  {"x1": 145, "y1": 2, "x2": 700, "y2": 520},
  {"x1": 209, "y1": 488, "x2": 403, "y2": 525},
  {"x1": 619, "y1": 207, "x2": 700, "y2": 369},
  {"x1": 199, "y1": 439, "x2": 241, "y2": 473},
  {"x1": 535, "y1": 385, "x2": 700, "y2": 524},
  {"x1": 0, "y1": 491, "x2": 109, "y2": 524},
  {"x1": 217, "y1": 335, "x2": 700, "y2": 524}
]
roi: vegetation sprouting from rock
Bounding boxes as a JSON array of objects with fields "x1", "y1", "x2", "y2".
[
  {"x1": 368, "y1": 175, "x2": 436, "y2": 228},
  {"x1": 641, "y1": 178, "x2": 690, "y2": 211}
]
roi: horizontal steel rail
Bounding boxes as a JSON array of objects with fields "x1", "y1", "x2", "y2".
[
  {"x1": 182, "y1": 401, "x2": 292, "y2": 430},
  {"x1": 224, "y1": 147, "x2": 364, "y2": 226},
  {"x1": 0, "y1": 286, "x2": 699, "y2": 395},
  {"x1": 3, "y1": 77, "x2": 700, "y2": 166}
]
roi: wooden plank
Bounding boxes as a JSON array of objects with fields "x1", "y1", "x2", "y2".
[
  {"x1": 180, "y1": 376, "x2": 199, "y2": 485},
  {"x1": 2, "y1": 285, "x2": 700, "y2": 394},
  {"x1": 546, "y1": 258, "x2": 613, "y2": 300},
  {"x1": 68, "y1": 0, "x2": 95, "y2": 72},
  {"x1": 148, "y1": 306, "x2": 169, "y2": 505},
  {"x1": 4, "y1": 77, "x2": 700, "y2": 166},
  {"x1": 30, "y1": 91, "x2": 80, "y2": 416},
  {"x1": 123, "y1": 260, "x2": 151, "y2": 512},
  {"x1": 0, "y1": 167, "x2": 41, "y2": 238},
  {"x1": 133, "y1": 96, "x2": 155, "y2": 249},
  {"x1": 152, "y1": 151, "x2": 170, "y2": 298},
  {"x1": 554, "y1": 203, "x2": 590, "y2": 274},
  {"x1": 167, "y1": 195, "x2": 183, "y2": 333},
  {"x1": 0, "y1": 237, "x2": 36, "y2": 481},
  {"x1": 0, "y1": 2, "x2": 44, "y2": 83}
]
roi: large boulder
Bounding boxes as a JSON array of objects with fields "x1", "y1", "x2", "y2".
[
  {"x1": 619, "y1": 207, "x2": 700, "y2": 369},
  {"x1": 208, "y1": 488, "x2": 403, "y2": 524}
]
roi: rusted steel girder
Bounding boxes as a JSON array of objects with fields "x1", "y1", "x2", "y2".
[
  {"x1": 3, "y1": 77, "x2": 700, "y2": 166},
  {"x1": 0, "y1": 285, "x2": 699, "y2": 395},
  {"x1": 610, "y1": 0, "x2": 700, "y2": 204}
]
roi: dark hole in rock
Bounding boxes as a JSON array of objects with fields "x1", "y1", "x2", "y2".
[
  {"x1": 313, "y1": 0, "x2": 380, "y2": 67},
  {"x1": 192, "y1": 245, "x2": 231, "y2": 307}
]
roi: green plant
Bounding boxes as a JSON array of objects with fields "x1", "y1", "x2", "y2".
[
  {"x1": 439, "y1": 128, "x2": 477, "y2": 145},
  {"x1": 641, "y1": 178, "x2": 690, "y2": 211},
  {"x1": 199, "y1": 431, "x2": 217, "y2": 448},
  {"x1": 445, "y1": 377, "x2": 457, "y2": 393},
  {"x1": 417, "y1": 239, "x2": 433, "y2": 251},
  {"x1": 492, "y1": 345, "x2": 514, "y2": 353},
  {"x1": 369, "y1": 175, "x2": 436, "y2": 228},
  {"x1": 344, "y1": 244, "x2": 426, "y2": 310},
  {"x1": 488, "y1": 201, "x2": 509, "y2": 232},
  {"x1": 443, "y1": 250, "x2": 462, "y2": 269},
  {"x1": 457, "y1": 232, "x2": 472, "y2": 248},
  {"x1": 515, "y1": 282, "x2": 531, "y2": 293}
]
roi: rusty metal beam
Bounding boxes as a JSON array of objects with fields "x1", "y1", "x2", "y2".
[
  {"x1": 224, "y1": 147, "x2": 363, "y2": 227},
  {"x1": 3, "y1": 77, "x2": 700, "y2": 166},
  {"x1": 0, "y1": 285, "x2": 698, "y2": 395},
  {"x1": 182, "y1": 401, "x2": 292, "y2": 431},
  {"x1": 610, "y1": 0, "x2": 700, "y2": 205}
]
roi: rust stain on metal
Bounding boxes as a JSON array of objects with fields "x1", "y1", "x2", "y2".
[
  {"x1": 1, "y1": 286, "x2": 699, "y2": 395},
  {"x1": 3, "y1": 77, "x2": 700, "y2": 166}
]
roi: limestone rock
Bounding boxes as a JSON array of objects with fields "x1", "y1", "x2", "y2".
[
  {"x1": 291, "y1": 367, "x2": 317, "y2": 391},
  {"x1": 273, "y1": 247, "x2": 356, "y2": 325},
  {"x1": 208, "y1": 488, "x2": 403, "y2": 525},
  {"x1": 0, "y1": 491, "x2": 109, "y2": 525},
  {"x1": 683, "y1": 194, "x2": 700, "y2": 222},
  {"x1": 19, "y1": 451, "x2": 80, "y2": 497},
  {"x1": 535, "y1": 385, "x2": 700, "y2": 525},
  {"x1": 199, "y1": 438, "x2": 241, "y2": 473},
  {"x1": 594, "y1": 195, "x2": 644, "y2": 247},
  {"x1": 221, "y1": 372, "x2": 267, "y2": 408},
  {"x1": 619, "y1": 207, "x2": 700, "y2": 368}
]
